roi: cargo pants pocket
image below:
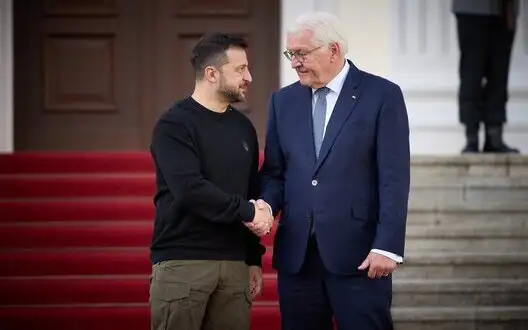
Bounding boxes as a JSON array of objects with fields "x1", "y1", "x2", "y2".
[{"x1": 149, "y1": 281, "x2": 195, "y2": 330}]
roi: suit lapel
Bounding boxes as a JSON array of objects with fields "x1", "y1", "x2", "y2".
[{"x1": 314, "y1": 62, "x2": 362, "y2": 173}]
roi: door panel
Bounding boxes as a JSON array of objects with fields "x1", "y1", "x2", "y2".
[{"x1": 15, "y1": 0, "x2": 146, "y2": 150}]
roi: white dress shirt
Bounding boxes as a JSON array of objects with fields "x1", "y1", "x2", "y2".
[{"x1": 311, "y1": 60, "x2": 403, "y2": 264}]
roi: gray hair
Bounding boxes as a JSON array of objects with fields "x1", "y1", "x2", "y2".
[{"x1": 288, "y1": 12, "x2": 348, "y2": 55}]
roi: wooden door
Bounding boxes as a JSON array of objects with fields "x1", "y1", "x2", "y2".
[{"x1": 13, "y1": 0, "x2": 280, "y2": 150}]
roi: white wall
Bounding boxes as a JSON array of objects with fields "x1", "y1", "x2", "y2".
[
  {"x1": 337, "y1": 0, "x2": 391, "y2": 77},
  {"x1": 0, "y1": 0, "x2": 13, "y2": 153}
]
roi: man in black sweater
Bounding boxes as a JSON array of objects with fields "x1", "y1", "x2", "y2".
[{"x1": 148, "y1": 33, "x2": 273, "y2": 330}]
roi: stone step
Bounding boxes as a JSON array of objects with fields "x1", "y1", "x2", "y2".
[
  {"x1": 409, "y1": 156, "x2": 528, "y2": 211},
  {"x1": 404, "y1": 225, "x2": 528, "y2": 252},
  {"x1": 408, "y1": 177, "x2": 528, "y2": 211},
  {"x1": 410, "y1": 154, "x2": 528, "y2": 178},
  {"x1": 411, "y1": 176, "x2": 528, "y2": 188},
  {"x1": 406, "y1": 210, "x2": 528, "y2": 227},
  {"x1": 394, "y1": 252, "x2": 528, "y2": 279},
  {"x1": 406, "y1": 224, "x2": 528, "y2": 237},
  {"x1": 412, "y1": 172, "x2": 528, "y2": 185},
  {"x1": 393, "y1": 279, "x2": 528, "y2": 307},
  {"x1": 393, "y1": 306, "x2": 528, "y2": 330}
]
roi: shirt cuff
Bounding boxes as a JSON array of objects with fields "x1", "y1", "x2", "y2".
[{"x1": 371, "y1": 249, "x2": 403, "y2": 264}]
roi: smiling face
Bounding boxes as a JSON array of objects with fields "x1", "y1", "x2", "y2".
[
  {"x1": 286, "y1": 29, "x2": 337, "y2": 89},
  {"x1": 216, "y1": 47, "x2": 252, "y2": 103}
]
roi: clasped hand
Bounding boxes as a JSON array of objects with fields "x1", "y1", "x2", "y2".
[{"x1": 244, "y1": 199, "x2": 273, "y2": 236}]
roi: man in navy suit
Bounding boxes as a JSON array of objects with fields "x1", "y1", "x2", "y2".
[{"x1": 257, "y1": 12, "x2": 410, "y2": 330}]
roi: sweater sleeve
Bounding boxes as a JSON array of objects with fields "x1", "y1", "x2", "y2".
[{"x1": 151, "y1": 115, "x2": 255, "y2": 223}]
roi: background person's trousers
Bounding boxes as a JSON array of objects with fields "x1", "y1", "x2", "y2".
[
  {"x1": 455, "y1": 13, "x2": 515, "y2": 126},
  {"x1": 149, "y1": 260, "x2": 251, "y2": 330}
]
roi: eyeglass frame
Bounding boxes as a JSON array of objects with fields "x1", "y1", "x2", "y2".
[{"x1": 282, "y1": 46, "x2": 322, "y2": 62}]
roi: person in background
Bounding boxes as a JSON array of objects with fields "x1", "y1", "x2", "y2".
[
  {"x1": 453, "y1": 0, "x2": 520, "y2": 153},
  {"x1": 256, "y1": 11, "x2": 410, "y2": 330},
  {"x1": 148, "y1": 32, "x2": 273, "y2": 330}
]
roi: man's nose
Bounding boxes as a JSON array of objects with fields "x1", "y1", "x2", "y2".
[
  {"x1": 290, "y1": 58, "x2": 302, "y2": 69},
  {"x1": 245, "y1": 70, "x2": 252, "y2": 83}
]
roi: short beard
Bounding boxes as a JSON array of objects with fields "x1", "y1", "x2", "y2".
[
  {"x1": 218, "y1": 73, "x2": 244, "y2": 104},
  {"x1": 219, "y1": 87, "x2": 242, "y2": 104}
]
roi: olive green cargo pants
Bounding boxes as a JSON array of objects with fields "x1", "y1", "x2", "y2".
[{"x1": 149, "y1": 260, "x2": 252, "y2": 330}]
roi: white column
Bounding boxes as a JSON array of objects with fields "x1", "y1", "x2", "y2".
[
  {"x1": 0, "y1": 0, "x2": 13, "y2": 153},
  {"x1": 388, "y1": 0, "x2": 528, "y2": 154}
]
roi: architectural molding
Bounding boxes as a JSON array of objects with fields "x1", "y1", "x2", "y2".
[
  {"x1": 0, "y1": 0, "x2": 13, "y2": 153},
  {"x1": 389, "y1": 0, "x2": 528, "y2": 90}
]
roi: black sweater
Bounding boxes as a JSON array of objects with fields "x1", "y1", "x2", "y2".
[{"x1": 149, "y1": 97, "x2": 265, "y2": 266}]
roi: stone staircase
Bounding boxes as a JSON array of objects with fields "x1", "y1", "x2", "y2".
[{"x1": 392, "y1": 155, "x2": 528, "y2": 330}]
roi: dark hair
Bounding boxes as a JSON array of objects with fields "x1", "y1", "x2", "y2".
[{"x1": 190, "y1": 33, "x2": 248, "y2": 79}]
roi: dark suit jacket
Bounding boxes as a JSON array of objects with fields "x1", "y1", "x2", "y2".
[{"x1": 260, "y1": 61, "x2": 410, "y2": 275}]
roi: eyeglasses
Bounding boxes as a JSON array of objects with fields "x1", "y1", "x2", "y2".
[{"x1": 282, "y1": 46, "x2": 321, "y2": 62}]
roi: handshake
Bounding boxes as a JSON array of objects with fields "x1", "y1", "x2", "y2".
[{"x1": 245, "y1": 199, "x2": 274, "y2": 237}]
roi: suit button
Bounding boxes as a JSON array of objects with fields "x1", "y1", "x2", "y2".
[{"x1": 311, "y1": 179, "x2": 318, "y2": 186}]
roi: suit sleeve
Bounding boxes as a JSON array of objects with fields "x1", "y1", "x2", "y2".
[
  {"x1": 245, "y1": 128, "x2": 266, "y2": 266},
  {"x1": 259, "y1": 92, "x2": 285, "y2": 215},
  {"x1": 151, "y1": 116, "x2": 255, "y2": 223},
  {"x1": 373, "y1": 83, "x2": 410, "y2": 258}
]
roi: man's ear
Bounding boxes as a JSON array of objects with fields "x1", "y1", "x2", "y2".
[
  {"x1": 330, "y1": 42, "x2": 340, "y2": 61},
  {"x1": 204, "y1": 66, "x2": 217, "y2": 83}
]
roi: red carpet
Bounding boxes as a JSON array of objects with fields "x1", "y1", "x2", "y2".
[
  {"x1": 0, "y1": 275, "x2": 279, "y2": 305},
  {"x1": 0, "y1": 200, "x2": 155, "y2": 223},
  {"x1": 0, "y1": 152, "x2": 278, "y2": 330},
  {"x1": 0, "y1": 305, "x2": 281, "y2": 330}
]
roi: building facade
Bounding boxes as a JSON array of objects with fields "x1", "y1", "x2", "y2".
[{"x1": 0, "y1": 0, "x2": 527, "y2": 154}]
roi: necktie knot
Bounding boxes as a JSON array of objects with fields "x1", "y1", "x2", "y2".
[{"x1": 316, "y1": 87, "x2": 331, "y2": 98}]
